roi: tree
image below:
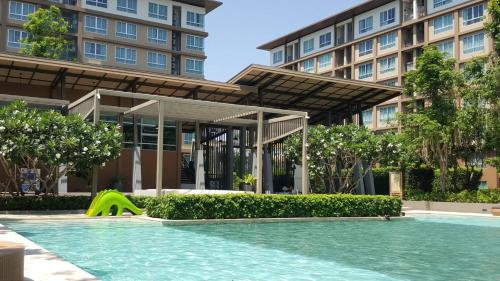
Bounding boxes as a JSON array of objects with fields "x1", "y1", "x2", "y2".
[
  {"x1": 20, "y1": 6, "x2": 69, "y2": 59},
  {"x1": 0, "y1": 101, "x2": 122, "y2": 195},
  {"x1": 485, "y1": 0, "x2": 500, "y2": 55},
  {"x1": 400, "y1": 46, "x2": 463, "y2": 192},
  {"x1": 283, "y1": 124, "x2": 402, "y2": 193}
]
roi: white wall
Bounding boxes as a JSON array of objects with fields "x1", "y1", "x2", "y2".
[
  {"x1": 426, "y1": 0, "x2": 471, "y2": 15},
  {"x1": 82, "y1": 0, "x2": 205, "y2": 31},
  {"x1": 299, "y1": 26, "x2": 335, "y2": 58},
  {"x1": 354, "y1": 1, "x2": 400, "y2": 39}
]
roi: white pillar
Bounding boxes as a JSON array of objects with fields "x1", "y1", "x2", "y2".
[
  {"x1": 155, "y1": 101, "x2": 165, "y2": 197},
  {"x1": 256, "y1": 111, "x2": 263, "y2": 194},
  {"x1": 91, "y1": 92, "x2": 101, "y2": 198},
  {"x1": 413, "y1": 0, "x2": 418, "y2": 20},
  {"x1": 301, "y1": 116, "x2": 309, "y2": 194}
]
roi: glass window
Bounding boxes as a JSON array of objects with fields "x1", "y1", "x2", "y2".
[
  {"x1": 303, "y1": 59, "x2": 315, "y2": 73},
  {"x1": 86, "y1": 0, "x2": 107, "y2": 8},
  {"x1": 84, "y1": 42, "x2": 107, "y2": 60},
  {"x1": 272, "y1": 50, "x2": 283, "y2": 64},
  {"x1": 358, "y1": 16, "x2": 373, "y2": 34},
  {"x1": 361, "y1": 110, "x2": 373, "y2": 126},
  {"x1": 379, "y1": 57, "x2": 396, "y2": 74},
  {"x1": 319, "y1": 32, "x2": 332, "y2": 48},
  {"x1": 186, "y1": 35, "x2": 204, "y2": 51},
  {"x1": 149, "y1": 3, "x2": 168, "y2": 20},
  {"x1": 9, "y1": 1, "x2": 35, "y2": 21},
  {"x1": 358, "y1": 40, "x2": 373, "y2": 56},
  {"x1": 436, "y1": 40, "x2": 454, "y2": 57},
  {"x1": 303, "y1": 38, "x2": 314, "y2": 54},
  {"x1": 123, "y1": 117, "x2": 177, "y2": 151},
  {"x1": 7, "y1": 29, "x2": 28, "y2": 49},
  {"x1": 85, "y1": 15, "x2": 107, "y2": 35},
  {"x1": 117, "y1": 0, "x2": 137, "y2": 13},
  {"x1": 183, "y1": 132, "x2": 194, "y2": 145},
  {"x1": 463, "y1": 32, "x2": 484, "y2": 54},
  {"x1": 116, "y1": 21, "x2": 137, "y2": 40},
  {"x1": 463, "y1": 4, "x2": 484, "y2": 26},
  {"x1": 434, "y1": 14, "x2": 453, "y2": 34},
  {"x1": 115, "y1": 47, "x2": 136, "y2": 64},
  {"x1": 359, "y1": 63, "x2": 373, "y2": 79},
  {"x1": 186, "y1": 11, "x2": 204, "y2": 27},
  {"x1": 186, "y1": 58, "x2": 204, "y2": 74},
  {"x1": 378, "y1": 106, "x2": 396, "y2": 126},
  {"x1": 318, "y1": 53, "x2": 332, "y2": 69},
  {"x1": 380, "y1": 8, "x2": 396, "y2": 26},
  {"x1": 433, "y1": 0, "x2": 452, "y2": 9},
  {"x1": 147, "y1": 27, "x2": 167, "y2": 45},
  {"x1": 380, "y1": 32, "x2": 396, "y2": 50},
  {"x1": 147, "y1": 51, "x2": 167, "y2": 69}
]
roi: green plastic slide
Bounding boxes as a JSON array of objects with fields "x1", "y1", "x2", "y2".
[{"x1": 86, "y1": 190, "x2": 143, "y2": 217}]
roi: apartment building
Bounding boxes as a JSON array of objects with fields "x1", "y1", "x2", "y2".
[
  {"x1": 0, "y1": 0, "x2": 220, "y2": 78},
  {"x1": 259, "y1": 0, "x2": 491, "y2": 132}
]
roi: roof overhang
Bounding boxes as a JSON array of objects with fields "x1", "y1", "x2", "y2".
[
  {"x1": 176, "y1": 0, "x2": 222, "y2": 14},
  {"x1": 228, "y1": 65, "x2": 402, "y2": 123}
]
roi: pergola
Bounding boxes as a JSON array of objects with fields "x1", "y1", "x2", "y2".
[{"x1": 68, "y1": 89, "x2": 309, "y2": 196}]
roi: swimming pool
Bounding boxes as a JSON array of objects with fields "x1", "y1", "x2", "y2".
[{"x1": 3, "y1": 215, "x2": 500, "y2": 281}]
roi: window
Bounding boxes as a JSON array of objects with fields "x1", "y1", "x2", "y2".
[
  {"x1": 359, "y1": 63, "x2": 373, "y2": 79},
  {"x1": 303, "y1": 38, "x2": 314, "y2": 54},
  {"x1": 272, "y1": 50, "x2": 283, "y2": 64},
  {"x1": 319, "y1": 53, "x2": 332, "y2": 69},
  {"x1": 436, "y1": 40, "x2": 454, "y2": 57},
  {"x1": 186, "y1": 59, "x2": 204, "y2": 74},
  {"x1": 380, "y1": 32, "x2": 396, "y2": 50},
  {"x1": 433, "y1": 0, "x2": 452, "y2": 9},
  {"x1": 117, "y1": 0, "x2": 137, "y2": 13},
  {"x1": 378, "y1": 106, "x2": 396, "y2": 126},
  {"x1": 147, "y1": 27, "x2": 167, "y2": 45},
  {"x1": 319, "y1": 32, "x2": 332, "y2": 48},
  {"x1": 147, "y1": 51, "x2": 167, "y2": 69},
  {"x1": 463, "y1": 4, "x2": 484, "y2": 26},
  {"x1": 183, "y1": 132, "x2": 194, "y2": 145},
  {"x1": 463, "y1": 33, "x2": 484, "y2": 54},
  {"x1": 434, "y1": 14, "x2": 453, "y2": 34},
  {"x1": 186, "y1": 35, "x2": 204, "y2": 51},
  {"x1": 9, "y1": 1, "x2": 35, "y2": 21},
  {"x1": 149, "y1": 3, "x2": 167, "y2": 20},
  {"x1": 358, "y1": 16, "x2": 373, "y2": 34},
  {"x1": 84, "y1": 42, "x2": 107, "y2": 60},
  {"x1": 379, "y1": 57, "x2": 396, "y2": 74},
  {"x1": 123, "y1": 117, "x2": 176, "y2": 151},
  {"x1": 303, "y1": 59, "x2": 315, "y2": 73},
  {"x1": 186, "y1": 11, "x2": 204, "y2": 27},
  {"x1": 7, "y1": 29, "x2": 28, "y2": 49},
  {"x1": 361, "y1": 110, "x2": 372, "y2": 127},
  {"x1": 85, "y1": 16, "x2": 107, "y2": 35},
  {"x1": 384, "y1": 80, "x2": 397, "y2": 87},
  {"x1": 115, "y1": 47, "x2": 136, "y2": 64},
  {"x1": 116, "y1": 22, "x2": 137, "y2": 40},
  {"x1": 358, "y1": 40, "x2": 373, "y2": 56},
  {"x1": 380, "y1": 8, "x2": 396, "y2": 26},
  {"x1": 86, "y1": 0, "x2": 107, "y2": 8}
]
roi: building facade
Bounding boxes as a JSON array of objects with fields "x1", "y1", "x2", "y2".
[
  {"x1": 259, "y1": 0, "x2": 497, "y2": 188},
  {"x1": 0, "y1": 0, "x2": 219, "y2": 78}
]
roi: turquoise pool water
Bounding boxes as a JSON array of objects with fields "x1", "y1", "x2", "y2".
[{"x1": 3, "y1": 215, "x2": 500, "y2": 281}]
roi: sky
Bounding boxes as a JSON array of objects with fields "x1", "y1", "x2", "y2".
[{"x1": 204, "y1": 0, "x2": 364, "y2": 82}]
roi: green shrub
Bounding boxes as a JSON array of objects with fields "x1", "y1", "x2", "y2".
[
  {"x1": 0, "y1": 196, "x2": 92, "y2": 211},
  {"x1": 407, "y1": 167, "x2": 435, "y2": 192},
  {"x1": 372, "y1": 167, "x2": 396, "y2": 195},
  {"x1": 404, "y1": 189, "x2": 500, "y2": 203},
  {"x1": 145, "y1": 194, "x2": 402, "y2": 220}
]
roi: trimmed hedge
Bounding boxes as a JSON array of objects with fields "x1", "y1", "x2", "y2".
[
  {"x1": 404, "y1": 189, "x2": 500, "y2": 203},
  {"x1": 145, "y1": 194, "x2": 402, "y2": 220},
  {"x1": 0, "y1": 195, "x2": 152, "y2": 211}
]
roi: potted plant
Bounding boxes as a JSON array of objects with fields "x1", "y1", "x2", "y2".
[
  {"x1": 110, "y1": 176, "x2": 126, "y2": 192},
  {"x1": 240, "y1": 174, "x2": 257, "y2": 192}
]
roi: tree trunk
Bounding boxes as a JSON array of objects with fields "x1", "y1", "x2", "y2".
[{"x1": 439, "y1": 159, "x2": 447, "y2": 193}]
